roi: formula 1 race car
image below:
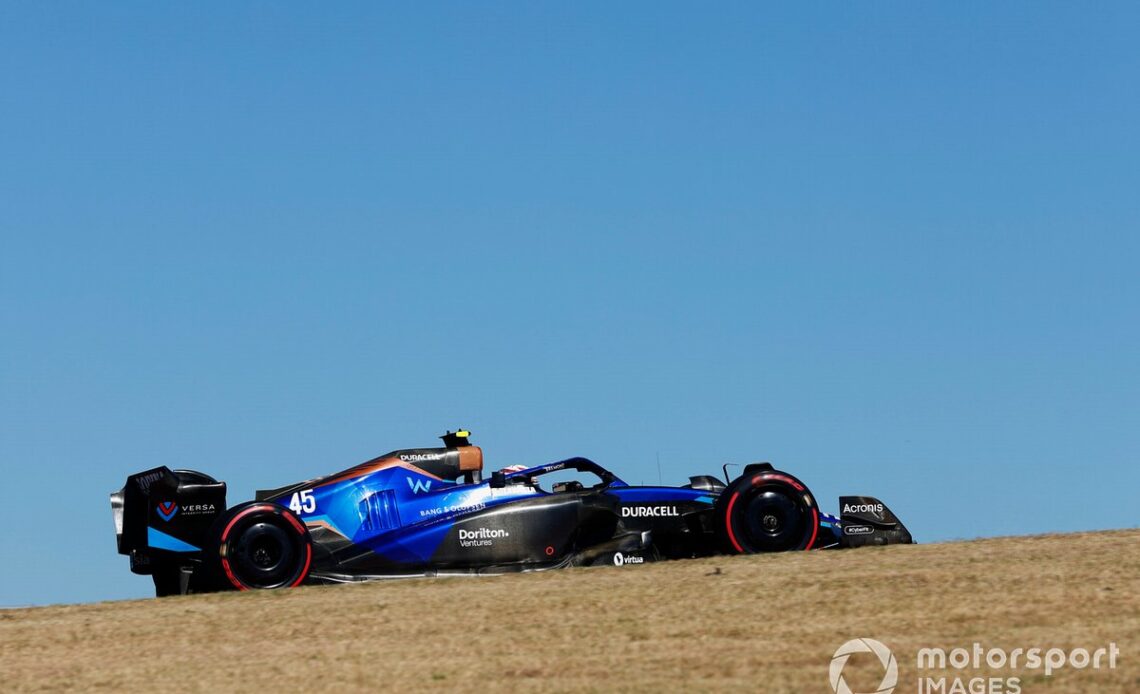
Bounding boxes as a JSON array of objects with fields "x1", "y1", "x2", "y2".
[{"x1": 110, "y1": 431, "x2": 913, "y2": 596}]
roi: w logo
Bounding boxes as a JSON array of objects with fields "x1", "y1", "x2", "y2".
[
  {"x1": 406, "y1": 478, "x2": 432, "y2": 494},
  {"x1": 156, "y1": 501, "x2": 178, "y2": 521}
]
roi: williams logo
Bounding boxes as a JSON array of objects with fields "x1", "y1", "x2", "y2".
[
  {"x1": 406, "y1": 478, "x2": 433, "y2": 494},
  {"x1": 156, "y1": 501, "x2": 178, "y2": 521}
]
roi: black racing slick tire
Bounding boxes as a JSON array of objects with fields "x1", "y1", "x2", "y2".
[
  {"x1": 715, "y1": 469, "x2": 820, "y2": 553},
  {"x1": 209, "y1": 502, "x2": 312, "y2": 591}
]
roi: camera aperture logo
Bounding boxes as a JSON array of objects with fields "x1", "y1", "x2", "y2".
[{"x1": 830, "y1": 638, "x2": 899, "y2": 694}]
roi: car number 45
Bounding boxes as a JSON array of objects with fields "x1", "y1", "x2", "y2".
[{"x1": 288, "y1": 489, "x2": 317, "y2": 514}]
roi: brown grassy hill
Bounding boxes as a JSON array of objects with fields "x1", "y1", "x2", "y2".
[{"x1": 2, "y1": 530, "x2": 1136, "y2": 693}]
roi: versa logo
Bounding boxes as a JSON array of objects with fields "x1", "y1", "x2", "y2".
[
  {"x1": 406, "y1": 478, "x2": 432, "y2": 494},
  {"x1": 156, "y1": 501, "x2": 178, "y2": 521}
]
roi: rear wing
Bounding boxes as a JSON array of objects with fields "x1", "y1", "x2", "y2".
[{"x1": 110, "y1": 467, "x2": 226, "y2": 574}]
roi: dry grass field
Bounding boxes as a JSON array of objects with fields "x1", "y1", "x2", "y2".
[{"x1": 2, "y1": 530, "x2": 1136, "y2": 693}]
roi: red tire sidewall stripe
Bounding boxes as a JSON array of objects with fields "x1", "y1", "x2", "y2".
[
  {"x1": 280, "y1": 508, "x2": 311, "y2": 584},
  {"x1": 283, "y1": 511, "x2": 306, "y2": 534},
  {"x1": 220, "y1": 557, "x2": 247, "y2": 591},
  {"x1": 752, "y1": 473, "x2": 803, "y2": 491},
  {"x1": 724, "y1": 492, "x2": 744, "y2": 553},
  {"x1": 221, "y1": 505, "x2": 276, "y2": 542},
  {"x1": 291, "y1": 544, "x2": 312, "y2": 587},
  {"x1": 806, "y1": 507, "x2": 819, "y2": 550}
]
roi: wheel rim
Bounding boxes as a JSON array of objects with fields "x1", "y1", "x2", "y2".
[
  {"x1": 741, "y1": 488, "x2": 807, "y2": 551},
  {"x1": 230, "y1": 522, "x2": 297, "y2": 588}
]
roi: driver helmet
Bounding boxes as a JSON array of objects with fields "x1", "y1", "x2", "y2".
[{"x1": 498, "y1": 464, "x2": 538, "y2": 487}]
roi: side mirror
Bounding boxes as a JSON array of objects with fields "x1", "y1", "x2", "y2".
[{"x1": 490, "y1": 471, "x2": 506, "y2": 489}]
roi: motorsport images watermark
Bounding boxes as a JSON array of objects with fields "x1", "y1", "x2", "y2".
[{"x1": 829, "y1": 638, "x2": 1121, "y2": 694}]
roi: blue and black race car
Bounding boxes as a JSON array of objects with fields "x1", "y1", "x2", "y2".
[{"x1": 111, "y1": 431, "x2": 913, "y2": 596}]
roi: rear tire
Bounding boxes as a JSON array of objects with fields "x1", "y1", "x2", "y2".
[
  {"x1": 209, "y1": 503, "x2": 312, "y2": 590},
  {"x1": 715, "y1": 470, "x2": 819, "y2": 553}
]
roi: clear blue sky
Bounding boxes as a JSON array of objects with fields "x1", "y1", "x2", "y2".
[{"x1": 2, "y1": 4, "x2": 1137, "y2": 606}]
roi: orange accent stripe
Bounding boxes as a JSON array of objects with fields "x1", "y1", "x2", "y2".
[
  {"x1": 318, "y1": 458, "x2": 446, "y2": 487},
  {"x1": 304, "y1": 519, "x2": 348, "y2": 539}
]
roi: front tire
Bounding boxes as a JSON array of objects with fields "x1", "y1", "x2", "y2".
[
  {"x1": 715, "y1": 470, "x2": 819, "y2": 553},
  {"x1": 209, "y1": 503, "x2": 312, "y2": 590}
]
